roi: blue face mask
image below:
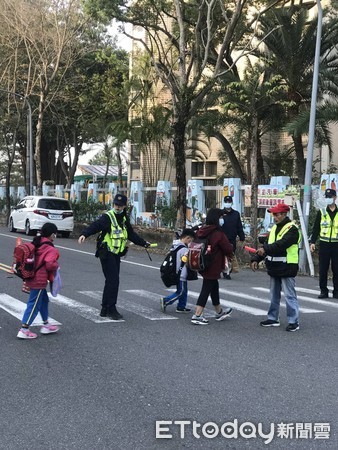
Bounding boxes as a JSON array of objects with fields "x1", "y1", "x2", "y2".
[
  {"x1": 325, "y1": 198, "x2": 334, "y2": 205},
  {"x1": 219, "y1": 218, "x2": 224, "y2": 227},
  {"x1": 224, "y1": 203, "x2": 232, "y2": 209}
]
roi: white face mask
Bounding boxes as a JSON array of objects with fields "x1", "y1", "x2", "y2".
[
  {"x1": 113, "y1": 207, "x2": 124, "y2": 214},
  {"x1": 224, "y1": 203, "x2": 232, "y2": 209},
  {"x1": 219, "y1": 218, "x2": 224, "y2": 227},
  {"x1": 325, "y1": 198, "x2": 334, "y2": 205}
]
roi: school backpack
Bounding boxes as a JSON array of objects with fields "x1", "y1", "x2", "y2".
[
  {"x1": 12, "y1": 241, "x2": 52, "y2": 280},
  {"x1": 186, "y1": 234, "x2": 215, "y2": 272},
  {"x1": 160, "y1": 245, "x2": 185, "y2": 287}
]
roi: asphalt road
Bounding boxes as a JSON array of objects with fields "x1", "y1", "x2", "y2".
[{"x1": 0, "y1": 227, "x2": 337, "y2": 450}]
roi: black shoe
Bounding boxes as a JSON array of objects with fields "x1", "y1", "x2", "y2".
[
  {"x1": 332, "y1": 292, "x2": 338, "y2": 299},
  {"x1": 100, "y1": 307, "x2": 107, "y2": 317},
  {"x1": 260, "y1": 319, "x2": 280, "y2": 327},
  {"x1": 318, "y1": 292, "x2": 329, "y2": 299},
  {"x1": 286, "y1": 322, "x2": 299, "y2": 332},
  {"x1": 223, "y1": 274, "x2": 231, "y2": 280},
  {"x1": 107, "y1": 308, "x2": 124, "y2": 320},
  {"x1": 176, "y1": 307, "x2": 191, "y2": 313}
]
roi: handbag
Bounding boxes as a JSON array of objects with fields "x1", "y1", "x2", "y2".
[{"x1": 50, "y1": 268, "x2": 62, "y2": 297}]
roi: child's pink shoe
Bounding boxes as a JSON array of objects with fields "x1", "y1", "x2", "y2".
[
  {"x1": 17, "y1": 328, "x2": 37, "y2": 339},
  {"x1": 40, "y1": 324, "x2": 59, "y2": 334}
]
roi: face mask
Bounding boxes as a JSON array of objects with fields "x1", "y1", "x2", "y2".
[
  {"x1": 219, "y1": 218, "x2": 224, "y2": 227},
  {"x1": 224, "y1": 203, "x2": 232, "y2": 209},
  {"x1": 325, "y1": 198, "x2": 334, "y2": 205},
  {"x1": 113, "y1": 207, "x2": 124, "y2": 214}
]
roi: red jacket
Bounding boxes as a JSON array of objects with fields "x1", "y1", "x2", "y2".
[
  {"x1": 196, "y1": 225, "x2": 233, "y2": 279},
  {"x1": 26, "y1": 238, "x2": 60, "y2": 289}
]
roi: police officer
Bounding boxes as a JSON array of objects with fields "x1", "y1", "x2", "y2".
[
  {"x1": 251, "y1": 203, "x2": 301, "y2": 332},
  {"x1": 221, "y1": 195, "x2": 245, "y2": 279},
  {"x1": 78, "y1": 194, "x2": 150, "y2": 320},
  {"x1": 310, "y1": 188, "x2": 338, "y2": 299}
]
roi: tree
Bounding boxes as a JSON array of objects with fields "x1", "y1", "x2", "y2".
[
  {"x1": 254, "y1": 7, "x2": 338, "y2": 184},
  {"x1": 84, "y1": 0, "x2": 284, "y2": 226}
]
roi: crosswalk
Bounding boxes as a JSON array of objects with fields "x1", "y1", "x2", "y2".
[{"x1": 0, "y1": 285, "x2": 333, "y2": 327}]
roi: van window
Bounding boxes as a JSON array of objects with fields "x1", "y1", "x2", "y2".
[{"x1": 38, "y1": 199, "x2": 71, "y2": 211}]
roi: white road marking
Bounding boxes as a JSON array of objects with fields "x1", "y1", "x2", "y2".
[
  {"x1": 51, "y1": 294, "x2": 123, "y2": 323},
  {"x1": 186, "y1": 290, "x2": 268, "y2": 316},
  {"x1": 80, "y1": 290, "x2": 178, "y2": 320},
  {"x1": 0, "y1": 293, "x2": 61, "y2": 326},
  {"x1": 221, "y1": 288, "x2": 324, "y2": 314},
  {"x1": 252, "y1": 287, "x2": 337, "y2": 309}
]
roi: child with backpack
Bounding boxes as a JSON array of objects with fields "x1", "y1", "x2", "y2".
[
  {"x1": 160, "y1": 228, "x2": 196, "y2": 313},
  {"x1": 191, "y1": 208, "x2": 234, "y2": 325},
  {"x1": 17, "y1": 223, "x2": 60, "y2": 339}
]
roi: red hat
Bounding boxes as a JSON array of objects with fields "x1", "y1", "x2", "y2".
[{"x1": 268, "y1": 203, "x2": 290, "y2": 214}]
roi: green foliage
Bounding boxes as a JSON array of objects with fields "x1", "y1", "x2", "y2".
[
  {"x1": 71, "y1": 200, "x2": 107, "y2": 222},
  {"x1": 155, "y1": 197, "x2": 178, "y2": 229}
]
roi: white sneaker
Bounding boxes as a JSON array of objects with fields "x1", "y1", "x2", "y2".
[
  {"x1": 191, "y1": 315, "x2": 209, "y2": 325},
  {"x1": 40, "y1": 324, "x2": 59, "y2": 334},
  {"x1": 17, "y1": 328, "x2": 37, "y2": 339},
  {"x1": 215, "y1": 307, "x2": 233, "y2": 321}
]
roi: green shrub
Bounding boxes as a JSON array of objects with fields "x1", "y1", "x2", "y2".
[{"x1": 71, "y1": 200, "x2": 107, "y2": 222}]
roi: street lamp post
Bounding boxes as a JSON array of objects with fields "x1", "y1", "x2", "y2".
[
  {"x1": 0, "y1": 89, "x2": 33, "y2": 195},
  {"x1": 299, "y1": 0, "x2": 323, "y2": 273}
]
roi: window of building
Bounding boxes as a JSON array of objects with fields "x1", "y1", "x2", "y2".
[
  {"x1": 205, "y1": 161, "x2": 217, "y2": 177},
  {"x1": 191, "y1": 161, "x2": 204, "y2": 177}
]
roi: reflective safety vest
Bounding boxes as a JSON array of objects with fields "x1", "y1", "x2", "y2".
[
  {"x1": 101, "y1": 211, "x2": 128, "y2": 254},
  {"x1": 267, "y1": 221, "x2": 300, "y2": 264},
  {"x1": 319, "y1": 209, "x2": 338, "y2": 242}
]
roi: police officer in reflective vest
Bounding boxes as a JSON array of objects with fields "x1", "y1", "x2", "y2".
[
  {"x1": 251, "y1": 203, "x2": 301, "y2": 332},
  {"x1": 310, "y1": 188, "x2": 338, "y2": 299},
  {"x1": 78, "y1": 194, "x2": 150, "y2": 320}
]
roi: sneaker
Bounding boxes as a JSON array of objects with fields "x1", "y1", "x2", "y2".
[
  {"x1": 260, "y1": 319, "x2": 280, "y2": 327},
  {"x1": 223, "y1": 273, "x2": 231, "y2": 280},
  {"x1": 286, "y1": 322, "x2": 299, "y2": 332},
  {"x1": 191, "y1": 315, "x2": 209, "y2": 325},
  {"x1": 160, "y1": 297, "x2": 167, "y2": 313},
  {"x1": 215, "y1": 307, "x2": 233, "y2": 321},
  {"x1": 40, "y1": 324, "x2": 59, "y2": 334},
  {"x1": 176, "y1": 307, "x2": 191, "y2": 313},
  {"x1": 17, "y1": 328, "x2": 38, "y2": 339}
]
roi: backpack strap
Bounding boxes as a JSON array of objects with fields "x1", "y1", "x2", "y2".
[{"x1": 174, "y1": 244, "x2": 186, "y2": 275}]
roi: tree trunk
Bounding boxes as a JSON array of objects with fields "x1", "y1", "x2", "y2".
[
  {"x1": 172, "y1": 120, "x2": 187, "y2": 228},
  {"x1": 212, "y1": 131, "x2": 245, "y2": 179},
  {"x1": 293, "y1": 134, "x2": 305, "y2": 184},
  {"x1": 35, "y1": 91, "x2": 46, "y2": 193},
  {"x1": 250, "y1": 114, "x2": 259, "y2": 245},
  {"x1": 116, "y1": 144, "x2": 124, "y2": 188}
]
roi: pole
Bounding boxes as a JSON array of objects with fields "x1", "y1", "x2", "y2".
[{"x1": 299, "y1": 0, "x2": 323, "y2": 273}]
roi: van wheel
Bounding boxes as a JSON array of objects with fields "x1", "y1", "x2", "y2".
[
  {"x1": 25, "y1": 220, "x2": 34, "y2": 236},
  {"x1": 9, "y1": 218, "x2": 17, "y2": 232}
]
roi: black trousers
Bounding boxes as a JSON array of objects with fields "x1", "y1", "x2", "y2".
[
  {"x1": 99, "y1": 252, "x2": 121, "y2": 310},
  {"x1": 319, "y1": 241, "x2": 338, "y2": 294},
  {"x1": 196, "y1": 279, "x2": 220, "y2": 308}
]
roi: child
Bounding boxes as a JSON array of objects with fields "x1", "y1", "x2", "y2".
[
  {"x1": 17, "y1": 222, "x2": 60, "y2": 339},
  {"x1": 160, "y1": 228, "x2": 196, "y2": 313}
]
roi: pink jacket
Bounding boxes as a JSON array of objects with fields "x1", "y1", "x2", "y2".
[{"x1": 26, "y1": 237, "x2": 60, "y2": 289}]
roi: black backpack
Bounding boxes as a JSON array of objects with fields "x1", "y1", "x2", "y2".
[{"x1": 160, "y1": 245, "x2": 185, "y2": 287}]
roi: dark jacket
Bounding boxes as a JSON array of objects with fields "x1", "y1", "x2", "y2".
[
  {"x1": 81, "y1": 210, "x2": 147, "y2": 254},
  {"x1": 221, "y1": 208, "x2": 245, "y2": 243},
  {"x1": 196, "y1": 225, "x2": 233, "y2": 279},
  {"x1": 251, "y1": 217, "x2": 300, "y2": 278}
]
